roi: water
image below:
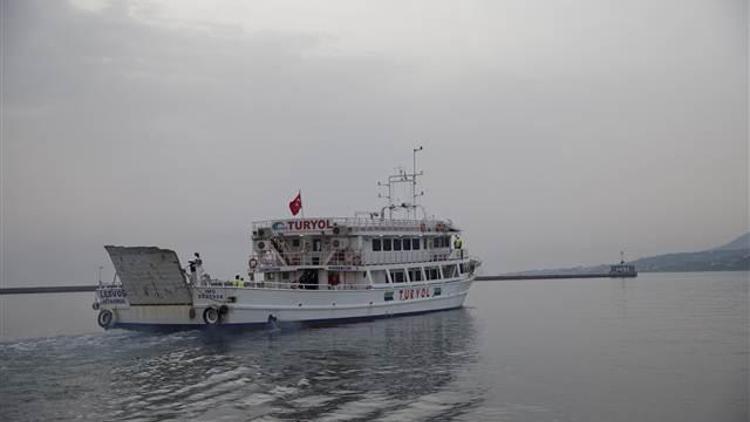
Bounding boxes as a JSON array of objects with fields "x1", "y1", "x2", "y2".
[{"x1": 0, "y1": 272, "x2": 747, "y2": 421}]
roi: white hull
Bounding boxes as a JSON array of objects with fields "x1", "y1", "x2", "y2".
[{"x1": 99, "y1": 278, "x2": 473, "y2": 328}]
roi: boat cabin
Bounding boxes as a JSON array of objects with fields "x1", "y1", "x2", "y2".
[{"x1": 249, "y1": 217, "x2": 474, "y2": 290}]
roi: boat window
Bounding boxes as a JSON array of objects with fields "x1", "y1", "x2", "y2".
[
  {"x1": 390, "y1": 269, "x2": 406, "y2": 284},
  {"x1": 403, "y1": 238, "x2": 412, "y2": 250},
  {"x1": 433, "y1": 237, "x2": 441, "y2": 248},
  {"x1": 312, "y1": 238, "x2": 322, "y2": 252},
  {"x1": 383, "y1": 238, "x2": 392, "y2": 251},
  {"x1": 393, "y1": 238, "x2": 402, "y2": 251},
  {"x1": 412, "y1": 238, "x2": 421, "y2": 250},
  {"x1": 423, "y1": 238, "x2": 428, "y2": 249},
  {"x1": 292, "y1": 238, "x2": 300, "y2": 247},
  {"x1": 425, "y1": 267, "x2": 440, "y2": 280},
  {"x1": 372, "y1": 238, "x2": 382, "y2": 251},
  {"x1": 267, "y1": 272, "x2": 275, "y2": 280},
  {"x1": 459, "y1": 263, "x2": 465, "y2": 274},
  {"x1": 442, "y1": 264, "x2": 457, "y2": 278},
  {"x1": 282, "y1": 272, "x2": 290, "y2": 280},
  {"x1": 408, "y1": 267, "x2": 423, "y2": 282},
  {"x1": 433, "y1": 287, "x2": 442, "y2": 296}
]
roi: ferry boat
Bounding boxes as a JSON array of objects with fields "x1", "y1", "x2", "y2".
[{"x1": 93, "y1": 154, "x2": 481, "y2": 329}]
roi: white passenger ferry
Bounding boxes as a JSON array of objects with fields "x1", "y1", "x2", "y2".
[{"x1": 93, "y1": 155, "x2": 481, "y2": 329}]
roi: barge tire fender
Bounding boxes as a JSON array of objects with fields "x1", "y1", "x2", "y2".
[
  {"x1": 97, "y1": 309, "x2": 114, "y2": 329},
  {"x1": 203, "y1": 307, "x2": 220, "y2": 325}
]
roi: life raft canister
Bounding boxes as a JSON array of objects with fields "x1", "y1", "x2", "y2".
[
  {"x1": 203, "y1": 307, "x2": 220, "y2": 325},
  {"x1": 97, "y1": 309, "x2": 114, "y2": 329}
]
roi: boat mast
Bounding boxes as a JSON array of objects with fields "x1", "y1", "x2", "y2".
[{"x1": 378, "y1": 147, "x2": 424, "y2": 220}]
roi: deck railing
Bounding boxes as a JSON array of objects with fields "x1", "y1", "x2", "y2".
[
  {"x1": 251, "y1": 248, "x2": 469, "y2": 269},
  {"x1": 252, "y1": 217, "x2": 456, "y2": 233}
]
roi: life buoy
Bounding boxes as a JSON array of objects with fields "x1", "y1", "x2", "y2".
[
  {"x1": 352, "y1": 255, "x2": 362, "y2": 266},
  {"x1": 203, "y1": 307, "x2": 220, "y2": 325},
  {"x1": 248, "y1": 258, "x2": 259, "y2": 269},
  {"x1": 97, "y1": 309, "x2": 114, "y2": 329},
  {"x1": 332, "y1": 239, "x2": 340, "y2": 248}
]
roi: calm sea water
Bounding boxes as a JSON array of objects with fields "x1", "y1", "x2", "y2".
[{"x1": 0, "y1": 272, "x2": 747, "y2": 421}]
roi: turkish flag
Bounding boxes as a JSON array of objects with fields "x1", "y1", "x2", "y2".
[{"x1": 289, "y1": 191, "x2": 302, "y2": 216}]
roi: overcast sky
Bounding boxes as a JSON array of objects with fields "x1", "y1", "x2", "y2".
[{"x1": 1, "y1": 0, "x2": 747, "y2": 284}]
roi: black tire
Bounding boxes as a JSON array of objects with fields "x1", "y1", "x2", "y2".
[
  {"x1": 188, "y1": 307, "x2": 196, "y2": 319},
  {"x1": 203, "y1": 307, "x2": 220, "y2": 325},
  {"x1": 92, "y1": 302, "x2": 100, "y2": 311},
  {"x1": 97, "y1": 309, "x2": 114, "y2": 329}
]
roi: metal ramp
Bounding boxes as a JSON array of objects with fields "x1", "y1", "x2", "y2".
[{"x1": 105, "y1": 246, "x2": 193, "y2": 305}]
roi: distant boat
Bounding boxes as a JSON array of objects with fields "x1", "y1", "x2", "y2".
[{"x1": 609, "y1": 251, "x2": 637, "y2": 278}]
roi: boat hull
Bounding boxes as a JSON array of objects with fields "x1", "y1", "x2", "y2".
[{"x1": 97, "y1": 278, "x2": 473, "y2": 329}]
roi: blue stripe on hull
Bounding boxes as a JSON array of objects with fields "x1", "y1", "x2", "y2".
[{"x1": 110, "y1": 305, "x2": 465, "y2": 332}]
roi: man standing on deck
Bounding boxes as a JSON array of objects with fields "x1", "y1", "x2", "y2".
[{"x1": 453, "y1": 236, "x2": 464, "y2": 259}]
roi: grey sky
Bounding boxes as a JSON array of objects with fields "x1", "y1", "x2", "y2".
[{"x1": 1, "y1": 0, "x2": 747, "y2": 284}]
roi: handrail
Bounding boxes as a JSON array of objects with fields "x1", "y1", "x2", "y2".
[
  {"x1": 201, "y1": 281, "x2": 375, "y2": 291},
  {"x1": 251, "y1": 248, "x2": 469, "y2": 268},
  {"x1": 252, "y1": 217, "x2": 458, "y2": 232}
]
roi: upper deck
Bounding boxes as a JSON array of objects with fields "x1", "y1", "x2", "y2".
[
  {"x1": 250, "y1": 217, "x2": 468, "y2": 271},
  {"x1": 252, "y1": 217, "x2": 458, "y2": 236}
]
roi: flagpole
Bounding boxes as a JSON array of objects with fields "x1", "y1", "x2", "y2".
[{"x1": 300, "y1": 189, "x2": 305, "y2": 218}]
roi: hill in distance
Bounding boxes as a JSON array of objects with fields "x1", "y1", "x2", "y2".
[{"x1": 510, "y1": 232, "x2": 750, "y2": 275}]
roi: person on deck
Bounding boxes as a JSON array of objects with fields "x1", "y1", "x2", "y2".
[{"x1": 453, "y1": 236, "x2": 464, "y2": 259}]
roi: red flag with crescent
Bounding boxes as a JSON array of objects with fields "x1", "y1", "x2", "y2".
[{"x1": 289, "y1": 191, "x2": 302, "y2": 216}]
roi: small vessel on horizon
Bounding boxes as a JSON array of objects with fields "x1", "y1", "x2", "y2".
[
  {"x1": 93, "y1": 150, "x2": 481, "y2": 330},
  {"x1": 609, "y1": 251, "x2": 638, "y2": 278}
]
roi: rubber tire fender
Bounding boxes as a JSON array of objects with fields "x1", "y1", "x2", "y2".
[
  {"x1": 203, "y1": 307, "x2": 220, "y2": 325},
  {"x1": 97, "y1": 309, "x2": 114, "y2": 329}
]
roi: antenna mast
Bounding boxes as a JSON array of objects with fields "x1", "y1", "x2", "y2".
[{"x1": 377, "y1": 147, "x2": 424, "y2": 220}]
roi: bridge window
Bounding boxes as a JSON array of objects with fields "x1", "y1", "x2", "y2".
[
  {"x1": 383, "y1": 238, "x2": 392, "y2": 251},
  {"x1": 412, "y1": 238, "x2": 421, "y2": 250},
  {"x1": 393, "y1": 238, "x2": 402, "y2": 251},
  {"x1": 372, "y1": 238, "x2": 382, "y2": 251},
  {"x1": 403, "y1": 238, "x2": 412, "y2": 250}
]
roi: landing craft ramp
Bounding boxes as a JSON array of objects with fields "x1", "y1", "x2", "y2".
[{"x1": 105, "y1": 246, "x2": 193, "y2": 305}]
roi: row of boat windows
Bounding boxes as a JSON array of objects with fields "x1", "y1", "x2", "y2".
[
  {"x1": 383, "y1": 264, "x2": 463, "y2": 283},
  {"x1": 371, "y1": 236, "x2": 452, "y2": 252}
]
